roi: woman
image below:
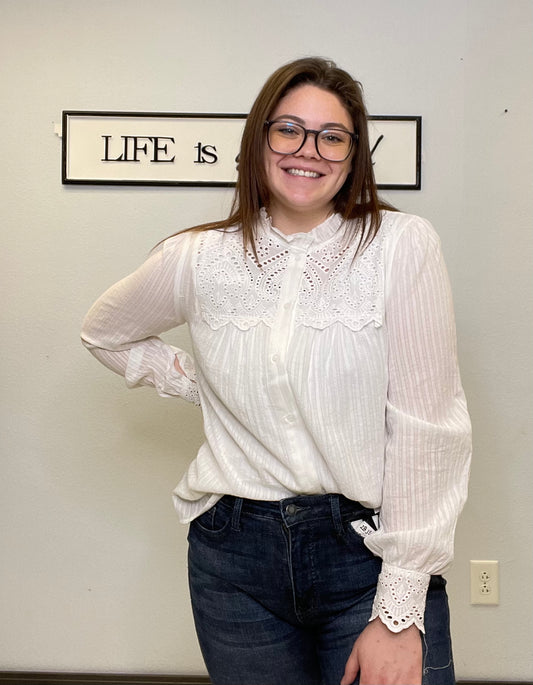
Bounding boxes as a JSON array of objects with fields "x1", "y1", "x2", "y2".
[{"x1": 81, "y1": 57, "x2": 471, "y2": 685}]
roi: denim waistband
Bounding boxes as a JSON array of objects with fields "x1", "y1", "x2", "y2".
[{"x1": 219, "y1": 493, "x2": 376, "y2": 534}]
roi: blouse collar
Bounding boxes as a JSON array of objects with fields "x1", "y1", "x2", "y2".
[{"x1": 258, "y1": 207, "x2": 344, "y2": 246}]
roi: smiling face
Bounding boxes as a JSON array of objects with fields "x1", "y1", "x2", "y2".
[{"x1": 263, "y1": 84, "x2": 355, "y2": 233}]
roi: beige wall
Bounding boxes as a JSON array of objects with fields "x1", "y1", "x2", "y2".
[{"x1": 1, "y1": 0, "x2": 532, "y2": 680}]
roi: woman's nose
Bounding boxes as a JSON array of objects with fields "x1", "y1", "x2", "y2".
[{"x1": 295, "y1": 132, "x2": 320, "y2": 159}]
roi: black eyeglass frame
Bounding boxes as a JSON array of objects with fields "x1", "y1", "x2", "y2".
[{"x1": 264, "y1": 119, "x2": 358, "y2": 162}]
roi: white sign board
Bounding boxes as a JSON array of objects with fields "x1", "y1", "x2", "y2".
[{"x1": 62, "y1": 112, "x2": 421, "y2": 189}]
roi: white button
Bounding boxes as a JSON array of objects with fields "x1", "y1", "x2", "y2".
[
  {"x1": 271, "y1": 354, "x2": 280, "y2": 363},
  {"x1": 283, "y1": 302, "x2": 291, "y2": 310},
  {"x1": 284, "y1": 414, "x2": 296, "y2": 424}
]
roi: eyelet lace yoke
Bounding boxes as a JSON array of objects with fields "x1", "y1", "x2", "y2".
[{"x1": 194, "y1": 214, "x2": 388, "y2": 332}]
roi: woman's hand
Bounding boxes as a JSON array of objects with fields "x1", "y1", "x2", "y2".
[{"x1": 340, "y1": 618, "x2": 422, "y2": 685}]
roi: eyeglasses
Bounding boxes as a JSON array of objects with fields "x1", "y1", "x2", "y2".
[{"x1": 265, "y1": 120, "x2": 358, "y2": 162}]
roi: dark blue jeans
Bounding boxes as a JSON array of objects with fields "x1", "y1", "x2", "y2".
[{"x1": 188, "y1": 494, "x2": 454, "y2": 685}]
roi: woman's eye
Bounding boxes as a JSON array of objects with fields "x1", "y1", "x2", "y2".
[
  {"x1": 321, "y1": 132, "x2": 345, "y2": 145},
  {"x1": 277, "y1": 126, "x2": 299, "y2": 137}
]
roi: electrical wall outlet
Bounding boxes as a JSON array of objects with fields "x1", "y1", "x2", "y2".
[{"x1": 470, "y1": 560, "x2": 499, "y2": 605}]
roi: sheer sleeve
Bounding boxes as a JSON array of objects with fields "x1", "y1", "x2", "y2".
[
  {"x1": 81, "y1": 234, "x2": 200, "y2": 406},
  {"x1": 364, "y1": 216, "x2": 472, "y2": 632}
]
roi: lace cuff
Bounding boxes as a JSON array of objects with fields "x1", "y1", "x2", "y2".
[
  {"x1": 125, "y1": 345, "x2": 201, "y2": 406},
  {"x1": 178, "y1": 378, "x2": 201, "y2": 406},
  {"x1": 164, "y1": 363, "x2": 201, "y2": 406},
  {"x1": 370, "y1": 563, "x2": 430, "y2": 633}
]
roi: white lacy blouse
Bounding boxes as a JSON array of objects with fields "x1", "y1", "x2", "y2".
[{"x1": 81, "y1": 209, "x2": 471, "y2": 633}]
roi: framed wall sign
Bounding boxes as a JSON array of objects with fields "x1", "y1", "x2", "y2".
[
  {"x1": 61, "y1": 111, "x2": 421, "y2": 190},
  {"x1": 368, "y1": 116, "x2": 421, "y2": 190}
]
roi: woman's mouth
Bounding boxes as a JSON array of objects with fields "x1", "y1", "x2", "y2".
[{"x1": 285, "y1": 168, "x2": 323, "y2": 178}]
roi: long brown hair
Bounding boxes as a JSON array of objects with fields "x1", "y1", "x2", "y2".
[{"x1": 182, "y1": 57, "x2": 392, "y2": 257}]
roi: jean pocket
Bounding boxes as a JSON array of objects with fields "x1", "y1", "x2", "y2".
[
  {"x1": 343, "y1": 508, "x2": 380, "y2": 546},
  {"x1": 189, "y1": 500, "x2": 232, "y2": 538}
]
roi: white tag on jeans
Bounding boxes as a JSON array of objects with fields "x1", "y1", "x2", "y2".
[{"x1": 350, "y1": 514, "x2": 380, "y2": 538}]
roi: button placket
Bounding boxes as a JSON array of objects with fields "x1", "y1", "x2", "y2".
[
  {"x1": 267, "y1": 246, "x2": 307, "y2": 430},
  {"x1": 269, "y1": 246, "x2": 308, "y2": 365},
  {"x1": 266, "y1": 241, "x2": 322, "y2": 492}
]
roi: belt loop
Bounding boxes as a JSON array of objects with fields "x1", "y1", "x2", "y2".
[
  {"x1": 330, "y1": 494, "x2": 343, "y2": 535},
  {"x1": 231, "y1": 497, "x2": 243, "y2": 531}
]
